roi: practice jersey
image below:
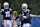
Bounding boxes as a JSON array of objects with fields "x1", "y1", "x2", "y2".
[
  {"x1": 1, "y1": 8, "x2": 12, "y2": 20},
  {"x1": 22, "y1": 9, "x2": 31, "y2": 24}
]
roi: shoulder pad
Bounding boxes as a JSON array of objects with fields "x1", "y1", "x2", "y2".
[
  {"x1": 9, "y1": 8, "x2": 12, "y2": 11},
  {"x1": 1, "y1": 9, "x2": 4, "y2": 12},
  {"x1": 25, "y1": 9, "x2": 30, "y2": 12}
]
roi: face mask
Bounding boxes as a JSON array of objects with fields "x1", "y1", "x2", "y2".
[
  {"x1": 22, "y1": 9, "x2": 25, "y2": 11},
  {"x1": 4, "y1": 5, "x2": 9, "y2": 9}
]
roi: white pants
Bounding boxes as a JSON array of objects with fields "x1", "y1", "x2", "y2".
[
  {"x1": 13, "y1": 20, "x2": 18, "y2": 27},
  {"x1": 19, "y1": 21, "x2": 21, "y2": 27},
  {"x1": 23, "y1": 23, "x2": 31, "y2": 27},
  {"x1": 4, "y1": 20, "x2": 12, "y2": 27}
]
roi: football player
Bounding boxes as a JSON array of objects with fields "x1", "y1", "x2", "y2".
[
  {"x1": 13, "y1": 11, "x2": 18, "y2": 27},
  {"x1": 19, "y1": 3, "x2": 31, "y2": 27},
  {"x1": 13, "y1": 11, "x2": 21, "y2": 27},
  {"x1": 1, "y1": 2, "x2": 13, "y2": 27}
]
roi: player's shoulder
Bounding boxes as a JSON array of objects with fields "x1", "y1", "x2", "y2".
[
  {"x1": 25, "y1": 9, "x2": 30, "y2": 12},
  {"x1": 9, "y1": 8, "x2": 12, "y2": 11},
  {"x1": 1, "y1": 9, "x2": 4, "y2": 12}
]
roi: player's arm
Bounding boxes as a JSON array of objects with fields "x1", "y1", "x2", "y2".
[
  {"x1": 10, "y1": 12, "x2": 13, "y2": 22},
  {"x1": 26, "y1": 13, "x2": 29, "y2": 20},
  {"x1": 10, "y1": 14, "x2": 13, "y2": 25},
  {"x1": 1, "y1": 15, "x2": 4, "y2": 23},
  {"x1": 26, "y1": 9, "x2": 30, "y2": 20},
  {"x1": 10, "y1": 9, "x2": 13, "y2": 25},
  {"x1": 10, "y1": 14, "x2": 12, "y2": 20},
  {"x1": 10, "y1": 9, "x2": 12, "y2": 20},
  {"x1": 1, "y1": 15, "x2": 4, "y2": 26},
  {"x1": 1, "y1": 9, "x2": 4, "y2": 26}
]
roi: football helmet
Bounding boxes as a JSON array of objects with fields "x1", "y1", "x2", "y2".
[
  {"x1": 3, "y1": 2, "x2": 9, "y2": 9},
  {"x1": 22, "y1": 3, "x2": 28, "y2": 11}
]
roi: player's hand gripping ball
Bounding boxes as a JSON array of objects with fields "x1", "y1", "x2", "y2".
[{"x1": 19, "y1": 14, "x2": 23, "y2": 18}]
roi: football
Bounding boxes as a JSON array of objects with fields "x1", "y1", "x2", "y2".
[{"x1": 19, "y1": 14, "x2": 23, "y2": 17}]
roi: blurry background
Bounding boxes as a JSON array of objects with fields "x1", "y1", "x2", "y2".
[
  {"x1": 0, "y1": 0, "x2": 40, "y2": 27},
  {"x1": 0, "y1": 0, "x2": 40, "y2": 15}
]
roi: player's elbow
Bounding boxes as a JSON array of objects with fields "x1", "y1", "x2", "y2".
[{"x1": 27, "y1": 17, "x2": 29, "y2": 20}]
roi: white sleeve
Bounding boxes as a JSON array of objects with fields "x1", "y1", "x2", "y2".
[
  {"x1": 1, "y1": 9, "x2": 4, "y2": 12},
  {"x1": 27, "y1": 9, "x2": 30, "y2": 13},
  {"x1": 23, "y1": 16, "x2": 27, "y2": 19}
]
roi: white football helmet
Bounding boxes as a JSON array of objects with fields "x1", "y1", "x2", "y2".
[
  {"x1": 13, "y1": 11, "x2": 17, "y2": 14},
  {"x1": 22, "y1": 3, "x2": 28, "y2": 11},
  {"x1": 3, "y1": 2, "x2": 9, "y2": 9},
  {"x1": 13, "y1": 11, "x2": 18, "y2": 15}
]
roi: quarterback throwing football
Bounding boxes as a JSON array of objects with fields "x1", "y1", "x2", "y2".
[{"x1": 19, "y1": 3, "x2": 31, "y2": 27}]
